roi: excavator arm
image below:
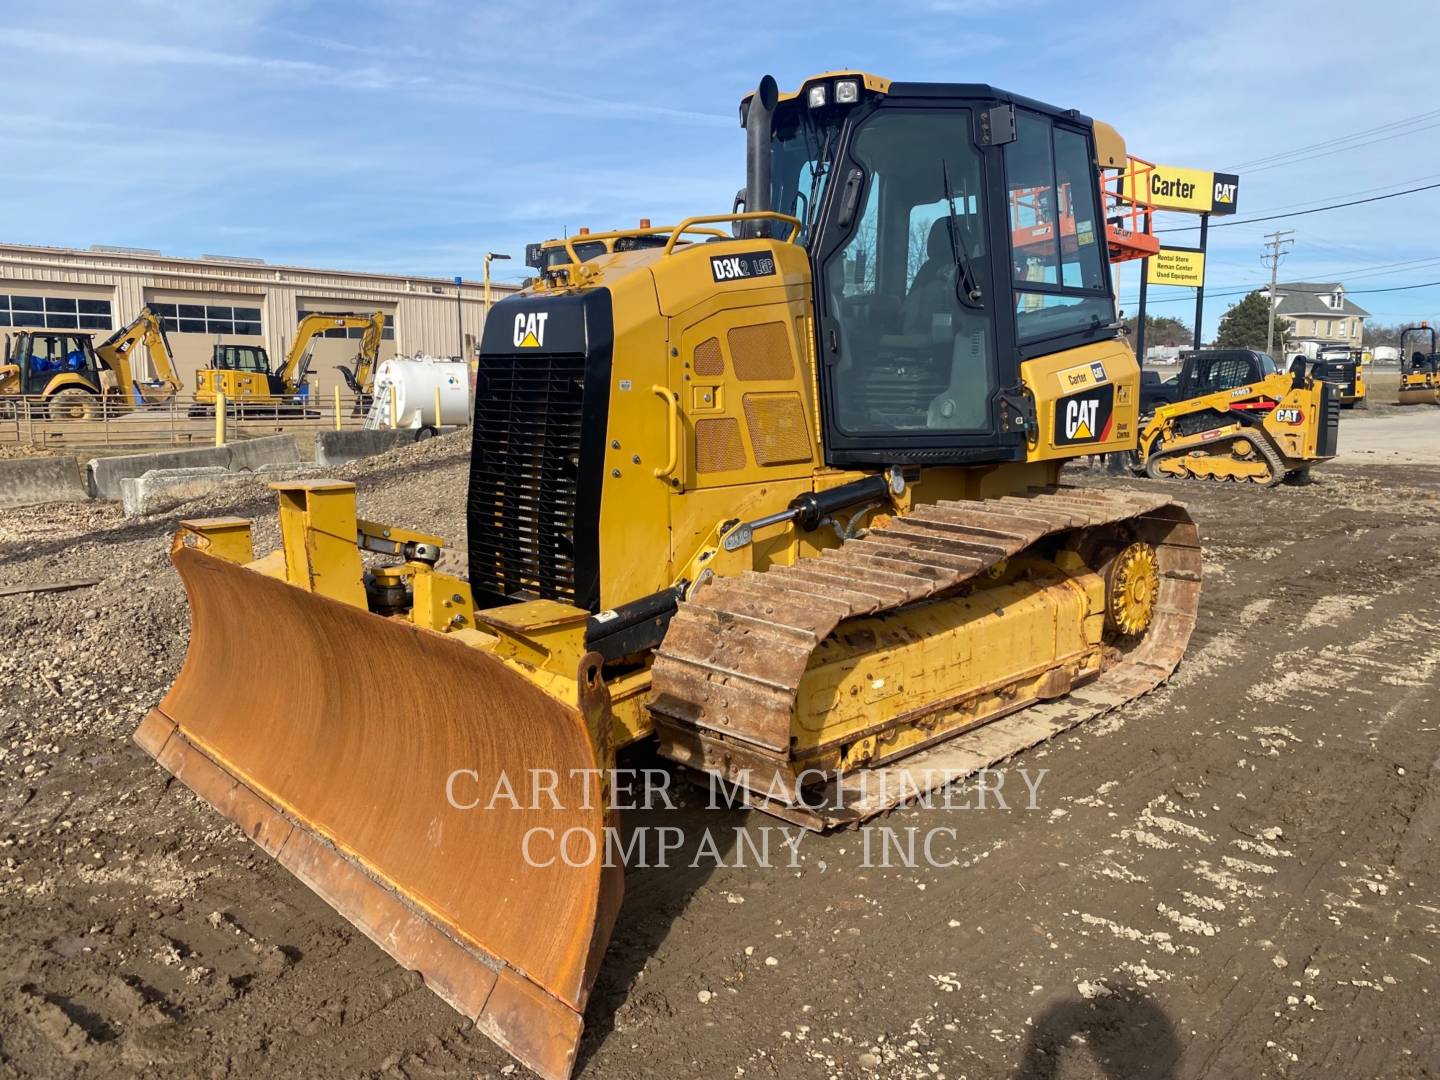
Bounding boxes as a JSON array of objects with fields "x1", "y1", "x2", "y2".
[
  {"x1": 280, "y1": 311, "x2": 386, "y2": 394},
  {"x1": 94, "y1": 309, "x2": 181, "y2": 405}
]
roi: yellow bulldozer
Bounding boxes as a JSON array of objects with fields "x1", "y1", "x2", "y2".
[
  {"x1": 0, "y1": 307, "x2": 180, "y2": 418},
  {"x1": 525, "y1": 220, "x2": 727, "y2": 274},
  {"x1": 138, "y1": 73, "x2": 1201, "y2": 1080},
  {"x1": 1397, "y1": 323, "x2": 1439, "y2": 405},
  {"x1": 1132, "y1": 348, "x2": 1339, "y2": 484},
  {"x1": 192, "y1": 310, "x2": 385, "y2": 407}
]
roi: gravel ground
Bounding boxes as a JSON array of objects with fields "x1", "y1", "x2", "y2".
[{"x1": 2, "y1": 425, "x2": 1439, "y2": 1079}]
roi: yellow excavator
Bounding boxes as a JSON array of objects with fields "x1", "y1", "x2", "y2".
[
  {"x1": 138, "y1": 73, "x2": 1201, "y2": 1080},
  {"x1": 0, "y1": 307, "x2": 180, "y2": 418},
  {"x1": 1397, "y1": 323, "x2": 1439, "y2": 405},
  {"x1": 1132, "y1": 348, "x2": 1339, "y2": 484},
  {"x1": 193, "y1": 310, "x2": 385, "y2": 407}
]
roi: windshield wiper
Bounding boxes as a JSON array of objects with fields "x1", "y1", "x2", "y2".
[
  {"x1": 802, "y1": 128, "x2": 834, "y2": 242},
  {"x1": 941, "y1": 159, "x2": 984, "y2": 307}
]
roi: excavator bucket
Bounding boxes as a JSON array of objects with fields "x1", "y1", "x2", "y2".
[{"x1": 136, "y1": 540, "x2": 621, "y2": 1080}]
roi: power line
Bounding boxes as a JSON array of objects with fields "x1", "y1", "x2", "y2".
[
  {"x1": 1222, "y1": 108, "x2": 1440, "y2": 171},
  {"x1": 1157, "y1": 182, "x2": 1440, "y2": 233}
]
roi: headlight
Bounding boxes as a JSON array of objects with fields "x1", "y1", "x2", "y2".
[
  {"x1": 807, "y1": 83, "x2": 827, "y2": 108},
  {"x1": 835, "y1": 79, "x2": 859, "y2": 103}
]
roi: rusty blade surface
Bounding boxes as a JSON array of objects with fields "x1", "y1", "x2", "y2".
[{"x1": 136, "y1": 546, "x2": 622, "y2": 1080}]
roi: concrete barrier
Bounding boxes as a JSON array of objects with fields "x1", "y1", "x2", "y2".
[
  {"x1": 120, "y1": 463, "x2": 321, "y2": 517},
  {"x1": 0, "y1": 456, "x2": 89, "y2": 508},
  {"x1": 314, "y1": 426, "x2": 461, "y2": 467},
  {"x1": 88, "y1": 434, "x2": 301, "y2": 500}
]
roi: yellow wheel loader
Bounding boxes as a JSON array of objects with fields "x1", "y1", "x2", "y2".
[
  {"x1": 1397, "y1": 323, "x2": 1439, "y2": 405},
  {"x1": 139, "y1": 73, "x2": 1201, "y2": 1080},
  {"x1": 0, "y1": 308, "x2": 181, "y2": 419},
  {"x1": 192, "y1": 310, "x2": 385, "y2": 408},
  {"x1": 1132, "y1": 349, "x2": 1339, "y2": 485}
]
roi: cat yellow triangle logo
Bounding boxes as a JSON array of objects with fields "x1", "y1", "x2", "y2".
[
  {"x1": 1072, "y1": 417, "x2": 1093, "y2": 439},
  {"x1": 512, "y1": 311, "x2": 549, "y2": 349}
]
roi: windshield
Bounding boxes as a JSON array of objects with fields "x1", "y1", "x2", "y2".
[{"x1": 769, "y1": 103, "x2": 844, "y2": 245}]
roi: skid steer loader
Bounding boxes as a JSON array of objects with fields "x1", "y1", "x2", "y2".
[
  {"x1": 138, "y1": 72, "x2": 1201, "y2": 1080},
  {"x1": 1132, "y1": 348, "x2": 1339, "y2": 485}
]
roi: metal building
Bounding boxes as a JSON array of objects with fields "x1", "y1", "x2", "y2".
[{"x1": 0, "y1": 242, "x2": 519, "y2": 389}]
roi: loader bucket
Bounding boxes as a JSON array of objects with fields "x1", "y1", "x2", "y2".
[{"x1": 136, "y1": 545, "x2": 622, "y2": 1080}]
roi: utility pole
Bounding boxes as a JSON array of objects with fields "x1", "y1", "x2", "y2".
[{"x1": 1262, "y1": 229, "x2": 1294, "y2": 357}]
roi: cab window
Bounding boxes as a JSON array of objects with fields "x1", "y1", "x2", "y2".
[
  {"x1": 1005, "y1": 111, "x2": 1112, "y2": 344},
  {"x1": 822, "y1": 108, "x2": 995, "y2": 435}
]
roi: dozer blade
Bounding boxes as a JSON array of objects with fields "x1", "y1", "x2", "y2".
[{"x1": 136, "y1": 546, "x2": 621, "y2": 1080}]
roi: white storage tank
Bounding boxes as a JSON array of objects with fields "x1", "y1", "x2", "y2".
[{"x1": 369, "y1": 355, "x2": 469, "y2": 429}]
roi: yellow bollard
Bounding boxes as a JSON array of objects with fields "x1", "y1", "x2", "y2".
[
  {"x1": 434, "y1": 385, "x2": 442, "y2": 428},
  {"x1": 389, "y1": 382, "x2": 399, "y2": 429},
  {"x1": 334, "y1": 385, "x2": 342, "y2": 430},
  {"x1": 215, "y1": 391, "x2": 227, "y2": 446}
]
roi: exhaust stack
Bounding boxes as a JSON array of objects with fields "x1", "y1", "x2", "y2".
[{"x1": 743, "y1": 74, "x2": 779, "y2": 238}]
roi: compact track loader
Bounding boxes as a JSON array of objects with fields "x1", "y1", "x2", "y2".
[
  {"x1": 140, "y1": 73, "x2": 1200, "y2": 1080},
  {"x1": 1132, "y1": 349, "x2": 1339, "y2": 485},
  {"x1": 1397, "y1": 324, "x2": 1439, "y2": 405}
]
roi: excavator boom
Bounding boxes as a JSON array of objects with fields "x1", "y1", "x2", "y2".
[{"x1": 94, "y1": 308, "x2": 180, "y2": 406}]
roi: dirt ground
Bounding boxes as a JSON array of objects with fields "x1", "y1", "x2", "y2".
[{"x1": 3, "y1": 417, "x2": 1439, "y2": 1079}]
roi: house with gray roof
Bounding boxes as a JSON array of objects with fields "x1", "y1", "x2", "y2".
[{"x1": 1260, "y1": 281, "x2": 1369, "y2": 353}]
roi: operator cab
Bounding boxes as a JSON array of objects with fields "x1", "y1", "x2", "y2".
[
  {"x1": 9, "y1": 332, "x2": 101, "y2": 394},
  {"x1": 742, "y1": 72, "x2": 1121, "y2": 464},
  {"x1": 1171, "y1": 349, "x2": 1278, "y2": 401},
  {"x1": 212, "y1": 344, "x2": 271, "y2": 374}
]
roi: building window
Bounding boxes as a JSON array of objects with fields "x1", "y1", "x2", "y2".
[
  {"x1": 298, "y1": 310, "x2": 395, "y2": 340},
  {"x1": 0, "y1": 293, "x2": 112, "y2": 330},
  {"x1": 151, "y1": 302, "x2": 262, "y2": 336}
]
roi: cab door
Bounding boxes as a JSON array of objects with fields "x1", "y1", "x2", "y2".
[{"x1": 811, "y1": 100, "x2": 1015, "y2": 465}]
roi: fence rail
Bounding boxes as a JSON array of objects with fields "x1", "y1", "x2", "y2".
[{"x1": 0, "y1": 385, "x2": 401, "y2": 452}]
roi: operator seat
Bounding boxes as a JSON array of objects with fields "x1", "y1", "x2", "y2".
[{"x1": 902, "y1": 217, "x2": 959, "y2": 335}]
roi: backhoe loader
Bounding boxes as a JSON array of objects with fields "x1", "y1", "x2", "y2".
[
  {"x1": 0, "y1": 308, "x2": 181, "y2": 418},
  {"x1": 192, "y1": 310, "x2": 384, "y2": 407},
  {"x1": 1397, "y1": 323, "x2": 1439, "y2": 405},
  {"x1": 138, "y1": 73, "x2": 1200, "y2": 1080},
  {"x1": 1132, "y1": 348, "x2": 1339, "y2": 484}
]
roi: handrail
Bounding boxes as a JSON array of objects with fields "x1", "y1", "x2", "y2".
[
  {"x1": 661, "y1": 212, "x2": 803, "y2": 256},
  {"x1": 651, "y1": 385, "x2": 680, "y2": 480},
  {"x1": 558, "y1": 225, "x2": 729, "y2": 267}
]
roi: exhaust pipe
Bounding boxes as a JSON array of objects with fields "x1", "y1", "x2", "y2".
[{"x1": 743, "y1": 75, "x2": 779, "y2": 238}]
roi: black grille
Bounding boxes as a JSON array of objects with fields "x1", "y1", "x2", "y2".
[
  {"x1": 467, "y1": 353, "x2": 586, "y2": 605},
  {"x1": 1317, "y1": 381, "x2": 1340, "y2": 457}
]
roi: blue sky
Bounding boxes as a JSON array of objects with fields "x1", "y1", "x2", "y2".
[{"x1": 3, "y1": 0, "x2": 1436, "y2": 338}]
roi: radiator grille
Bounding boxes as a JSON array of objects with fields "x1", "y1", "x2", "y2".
[
  {"x1": 695, "y1": 417, "x2": 747, "y2": 473},
  {"x1": 468, "y1": 353, "x2": 586, "y2": 604},
  {"x1": 1318, "y1": 381, "x2": 1340, "y2": 457},
  {"x1": 728, "y1": 321, "x2": 794, "y2": 381},
  {"x1": 694, "y1": 336, "x2": 724, "y2": 376},
  {"x1": 743, "y1": 392, "x2": 812, "y2": 465}
]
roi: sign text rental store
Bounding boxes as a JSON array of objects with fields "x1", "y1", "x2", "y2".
[
  {"x1": 1146, "y1": 247, "x2": 1206, "y2": 288},
  {"x1": 1129, "y1": 164, "x2": 1240, "y2": 215}
]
